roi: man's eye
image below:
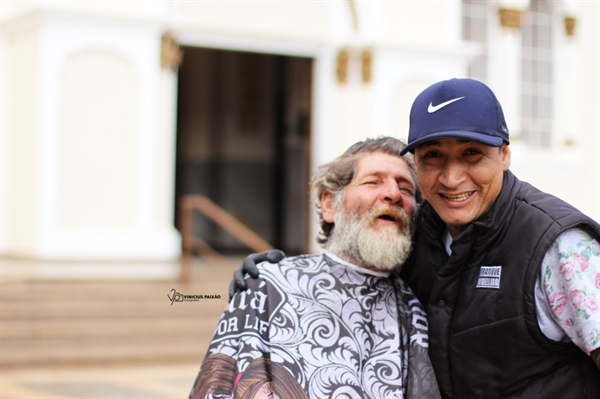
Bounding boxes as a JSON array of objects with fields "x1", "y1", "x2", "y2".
[
  {"x1": 423, "y1": 151, "x2": 441, "y2": 158},
  {"x1": 464, "y1": 149, "x2": 483, "y2": 158},
  {"x1": 399, "y1": 186, "x2": 414, "y2": 195}
]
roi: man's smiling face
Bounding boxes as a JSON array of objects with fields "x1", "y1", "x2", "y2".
[
  {"x1": 413, "y1": 138, "x2": 511, "y2": 236},
  {"x1": 338, "y1": 151, "x2": 417, "y2": 229},
  {"x1": 320, "y1": 151, "x2": 417, "y2": 271}
]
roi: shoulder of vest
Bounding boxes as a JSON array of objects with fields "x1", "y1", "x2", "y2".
[{"x1": 513, "y1": 180, "x2": 600, "y2": 233}]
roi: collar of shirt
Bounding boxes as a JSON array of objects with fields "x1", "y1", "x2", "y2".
[
  {"x1": 325, "y1": 251, "x2": 391, "y2": 278},
  {"x1": 443, "y1": 230, "x2": 453, "y2": 256}
]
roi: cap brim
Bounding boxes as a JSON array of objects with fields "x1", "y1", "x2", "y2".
[{"x1": 400, "y1": 130, "x2": 506, "y2": 155}]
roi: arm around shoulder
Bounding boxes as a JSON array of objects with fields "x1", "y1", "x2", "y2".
[{"x1": 228, "y1": 250, "x2": 286, "y2": 300}]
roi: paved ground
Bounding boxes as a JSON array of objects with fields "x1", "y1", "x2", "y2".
[{"x1": 1, "y1": 362, "x2": 201, "y2": 399}]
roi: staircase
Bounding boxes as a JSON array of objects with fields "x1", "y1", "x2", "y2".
[{"x1": 0, "y1": 259, "x2": 238, "y2": 369}]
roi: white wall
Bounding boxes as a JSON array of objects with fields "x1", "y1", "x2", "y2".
[{"x1": 1, "y1": 6, "x2": 180, "y2": 259}]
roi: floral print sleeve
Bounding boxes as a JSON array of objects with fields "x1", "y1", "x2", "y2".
[{"x1": 542, "y1": 228, "x2": 600, "y2": 354}]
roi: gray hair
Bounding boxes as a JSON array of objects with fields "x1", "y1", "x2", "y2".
[{"x1": 310, "y1": 136, "x2": 421, "y2": 245}]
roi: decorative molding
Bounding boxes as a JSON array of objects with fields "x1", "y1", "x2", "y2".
[
  {"x1": 336, "y1": 48, "x2": 349, "y2": 84},
  {"x1": 498, "y1": 7, "x2": 523, "y2": 29},
  {"x1": 161, "y1": 31, "x2": 183, "y2": 71},
  {"x1": 361, "y1": 48, "x2": 372, "y2": 84},
  {"x1": 564, "y1": 16, "x2": 576, "y2": 37},
  {"x1": 336, "y1": 47, "x2": 373, "y2": 85}
]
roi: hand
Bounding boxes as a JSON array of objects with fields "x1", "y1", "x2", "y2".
[{"x1": 228, "y1": 250, "x2": 285, "y2": 301}]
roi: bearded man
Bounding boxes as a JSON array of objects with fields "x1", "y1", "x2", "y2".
[{"x1": 189, "y1": 137, "x2": 441, "y2": 399}]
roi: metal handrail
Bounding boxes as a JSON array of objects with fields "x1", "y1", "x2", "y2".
[{"x1": 178, "y1": 195, "x2": 273, "y2": 282}]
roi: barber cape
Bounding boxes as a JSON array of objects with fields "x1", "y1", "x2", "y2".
[{"x1": 190, "y1": 253, "x2": 440, "y2": 399}]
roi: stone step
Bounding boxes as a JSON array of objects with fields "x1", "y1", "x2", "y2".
[
  {"x1": 1, "y1": 335, "x2": 211, "y2": 368},
  {"x1": 0, "y1": 278, "x2": 232, "y2": 301},
  {"x1": 0, "y1": 316, "x2": 220, "y2": 340},
  {"x1": 1, "y1": 299, "x2": 227, "y2": 319},
  {"x1": 0, "y1": 260, "x2": 239, "y2": 368}
]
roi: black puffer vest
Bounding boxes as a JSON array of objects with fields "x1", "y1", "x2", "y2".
[{"x1": 401, "y1": 171, "x2": 600, "y2": 398}]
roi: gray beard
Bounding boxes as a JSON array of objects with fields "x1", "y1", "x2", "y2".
[{"x1": 325, "y1": 205, "x2": 413, "y2": 272}]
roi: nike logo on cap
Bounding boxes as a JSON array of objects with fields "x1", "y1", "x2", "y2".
[{"x1": 427, "y1": 97, "x2": 465, "y2": 113}]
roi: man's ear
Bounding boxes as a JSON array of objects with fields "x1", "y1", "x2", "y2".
[
  {"x1": 501, "y1": 143, "x2": 511, "y2": 170},
  {"x1": 321, "y1": 190, "x2": 336, "y2": 223}
]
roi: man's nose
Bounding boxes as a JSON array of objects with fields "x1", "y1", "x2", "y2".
[
  {"x1": 382, "y1": 181, "x2": 403, "y2": 204},
  {"x1": 440, "y1": 161, "x2": 466, "y2": 188}
]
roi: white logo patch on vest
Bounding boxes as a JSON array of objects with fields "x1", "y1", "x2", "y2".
[{"x1": 476, "y1": 266, "x2": 502, "y2": 289}]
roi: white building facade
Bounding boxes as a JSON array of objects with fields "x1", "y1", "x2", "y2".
[{"x1": 1, "y1": 0, "x2": 598, "y2": 260}]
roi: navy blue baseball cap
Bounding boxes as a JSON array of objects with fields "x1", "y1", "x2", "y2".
[{"x1": 401, "y1": 78, "x2": 509, "y2": 155}]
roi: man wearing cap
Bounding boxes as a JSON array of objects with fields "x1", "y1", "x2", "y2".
[
  {"x1": 231, "y1": 78, "x2": 600, "y2": 398},
  {"x1": 398, "y1": 78, "x2": 600, "y2": 398}
]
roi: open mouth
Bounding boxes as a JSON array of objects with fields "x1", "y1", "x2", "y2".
[
  {"x1": 377, "y1": 214, "x2": 398, "y2": 222},
  {"x1": 371, "y1": 208, "x2": 409, "y2": 233},
  {"x1": 440, "y1": 191, "x2": 474, "y2": 202},
  {"x1": 374, "y1": 208, "x2": 407, "y2": 225}
]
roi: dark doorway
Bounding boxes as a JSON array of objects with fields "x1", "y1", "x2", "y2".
[{"x1": 174, "y1": 47, "x2": 312, "y2": 255}]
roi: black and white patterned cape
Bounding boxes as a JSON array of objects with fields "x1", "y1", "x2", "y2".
[{"x1": 191, "y1": 253, "x2": 440, "y2": 399}]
